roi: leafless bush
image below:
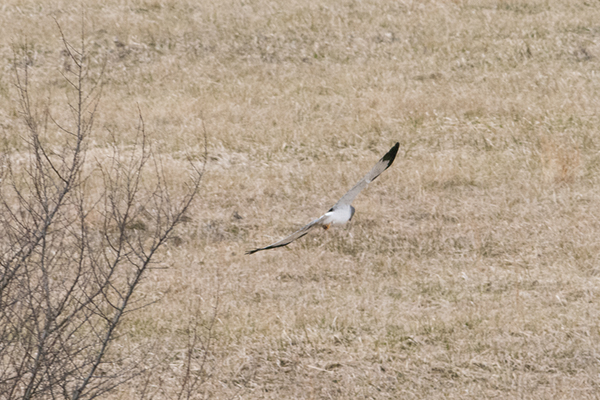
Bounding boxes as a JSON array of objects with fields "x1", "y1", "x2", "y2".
[{"x1": 0, "y1": 22, "x2": 205, "y2": 400}]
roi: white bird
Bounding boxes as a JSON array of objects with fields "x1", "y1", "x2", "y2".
[{"x1": 247, "y1": 142, "x2": 399, "y2": 255}]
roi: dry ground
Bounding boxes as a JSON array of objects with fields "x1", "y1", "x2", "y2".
[{"x1": 2, "y1": 0, "x2": 600, "y2": 398}]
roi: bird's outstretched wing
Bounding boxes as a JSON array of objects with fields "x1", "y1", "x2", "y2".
[
  {"x1": 332, "y1": 142, "x2": 399, "y2": 209},
  {"x1": 246, "y1": 215, "x2": 327, "y2": 254}
]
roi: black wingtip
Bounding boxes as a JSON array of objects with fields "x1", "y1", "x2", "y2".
[
  {"x1": 246, "y1": 241, "x2": 292, "y2": 255},
  {"x1": 381, "y1": 142, "x2": 400, "y2": 166}
]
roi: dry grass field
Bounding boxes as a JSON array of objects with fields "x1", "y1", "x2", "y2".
[{"x1": 3, "y1": 0, "x2": 600, "y2": 398}]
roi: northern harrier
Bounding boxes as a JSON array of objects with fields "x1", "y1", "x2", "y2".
[{"x1": 247, "y1": 142, "x2": 399, "y2": 255}]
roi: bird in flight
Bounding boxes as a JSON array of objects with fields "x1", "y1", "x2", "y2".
[{"x1": 247, "y1": 142, "x2": 400, "y2": 255}]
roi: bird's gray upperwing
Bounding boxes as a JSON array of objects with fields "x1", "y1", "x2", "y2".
[
  {"x1": 246, "y1": 215, "x2": 326, "y2": 254},
  {"x1": 333, "y1": 142, "x2": 399, "y2": 208}
]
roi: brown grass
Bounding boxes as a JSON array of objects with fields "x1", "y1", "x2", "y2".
[{"x1": 3, "y1": 0, "x2": 600, "y2": 398}]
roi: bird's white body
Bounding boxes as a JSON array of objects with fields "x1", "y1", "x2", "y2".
[{"x1": 322, "y1": 205, "x2": 355, "y2": 227}]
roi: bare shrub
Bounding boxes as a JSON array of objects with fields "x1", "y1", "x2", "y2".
[{"x1": 0, "y1": 21, "x2": 205, "y2": 400}]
